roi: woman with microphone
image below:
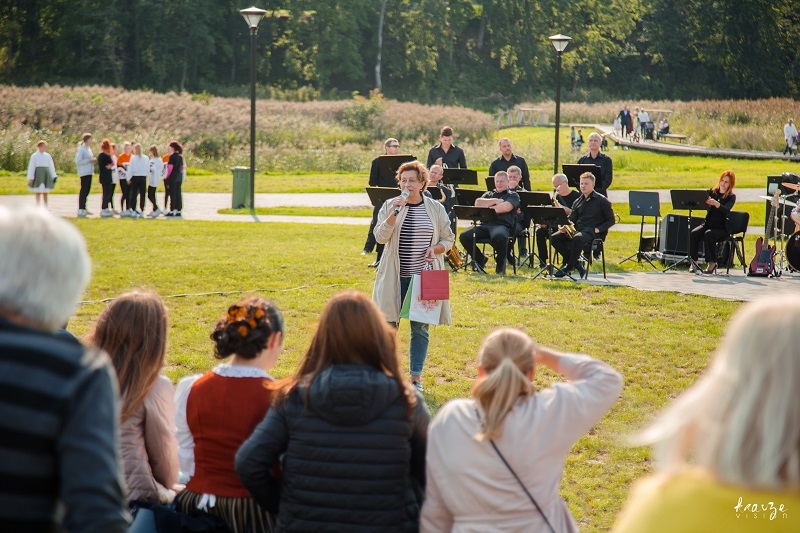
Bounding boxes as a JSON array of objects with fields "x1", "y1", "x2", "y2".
[{"x1": 372, "y1": 161, "x2": 454, "y2": 392}]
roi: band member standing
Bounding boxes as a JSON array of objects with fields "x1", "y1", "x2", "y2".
[
  {"x1": 689, "y1": 170, "x2": 736, "y2": 274},
  {"x1": 427, "y1": 125, "x2": 466, "y2": 170},
  {"x1": 488, "y1": 138, "x2": 530, "y2": 191},
  {"x1": 536, "y1": 174, "x2": 580, "y2": 269},
  {"x1": 363, "y1": 138, "x2": 402, "y2": 265},
  {"x1": 458, "y1": 171, "x2": 520, "y2": 275},
  {"x1": 577, "y1": 132, "x2": 613, "y2": 198},
  {"x1": 552, "y1": 172, "x2": 615, "y2": 278}
]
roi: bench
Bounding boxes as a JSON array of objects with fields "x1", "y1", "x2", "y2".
[{"x1": 659, "y1": 133, "x2": 687, "y2": 143}]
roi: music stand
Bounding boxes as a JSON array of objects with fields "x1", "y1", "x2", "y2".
[
  {"x1": 452, "y1": 205, "x2": 497, "y2": 274},
  {"x1": 485, "y1": 176, "x2": 495, "y2": 191},
  {"x1": 378, "y1": 154, "x2": 416, "y2": 179},
  {"x1": 517, "y1": 192, "x2": 553, "y2": 268},
  {"x1": 620, "y1": 191, "x2": 661, "y2": 269},
  {"x1": 365, "y1": 186, "x2": 401, "y2": 209},
  {"x1": 562, "y1": 164, "x2": 600, "y2": 188},
  {"x1": 663, "y1": 189, "x2": 709, "y2": 273},
  {"x1": 443, "y1": 168, "x2": 478, "y2": 186},
  {"x1": 454, "y1": 189, "x2": 485, "y2": 207},
  {"x1": 427, "y1": 186, "x2": 444, "y2": 201},
  {"x1": 527, "y1": 206, "x2": 572, "y2": 280}
]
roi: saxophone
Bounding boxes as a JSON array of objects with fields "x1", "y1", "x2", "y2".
[
  {"x1": 553, "y1": 192, "x2": 576, "y2": 239},
  {"x1": 446, "y1": 244, "x2": 464, "y2": 269}
]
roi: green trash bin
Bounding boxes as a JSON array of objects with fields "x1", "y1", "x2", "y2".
[{"x1": 231, "y1": 166, "x2": 251, "y2": 209}]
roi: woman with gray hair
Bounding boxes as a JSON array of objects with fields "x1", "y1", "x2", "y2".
[{"x1": 613, "y1": 295, "x2": 800, "y2": 532}]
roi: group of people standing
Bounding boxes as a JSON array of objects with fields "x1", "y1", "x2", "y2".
[
  {"x1": 4, "y1": 205, "x2": 800, "y2": 533},
  {"x1": 26, "y1": 135, "x2": 185, "y2": 218}
]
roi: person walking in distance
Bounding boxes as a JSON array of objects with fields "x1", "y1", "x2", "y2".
[
  {"x1": 783, "y1": 118, "x2": 798, "y2": 156},
  {"x1": 26, "y1": 140, "x2": 57, "y2": 207}
]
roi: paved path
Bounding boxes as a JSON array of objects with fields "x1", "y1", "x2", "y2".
[
  {"x1": 0, "y1": 188, "x2": 774, "y2": 233},
  {"x1": 4, "y1": 191, "x2": 797, "y2": 302}
]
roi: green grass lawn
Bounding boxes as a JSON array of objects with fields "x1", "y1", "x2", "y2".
[
  {"x1": 63, "y1": 219, "x2": 742, "y2": 532},
  {"x1": 2, "y1": 126, "x2": 796, "y2": 195}
]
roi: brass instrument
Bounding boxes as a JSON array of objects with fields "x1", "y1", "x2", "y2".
[
  {"x1": 445, "y1": 244, "x2": 464, "y2": 269},
  {"x1": 553, "y1": 191, "x2": 576, "y2": 238}
]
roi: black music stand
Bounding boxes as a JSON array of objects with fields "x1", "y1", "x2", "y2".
[
  {"x1": 454, "y1": 189, "x2": 485, "y2": 207},
  {"x1": 378, "y1": 154, "x2": 416, "y2": 178},
  {"x1": 663, "y1": 189, "x2": 709, "y2": 273},
  {"x1": 485, "y1": 176, "x2": 495, "y2": 191},
  {"x1": 366, "y1": 186, "x2": 401, "y2": 209},
  {"x1": 528, "y1": 206, "x2": 571, "y2": 280},
  {"x1": 452, "y1": 205, "x2": 497, "y2": 274},
  {"x1": 443, "y1": 168, "x2": 478, "y2": 187},
  {"x1": 620, "y1": 191, "x2": 661, "y2": 269},
  {"x1": 562, "y1": 164, "x2": 600, "y2": 188},
  {"x1": 427, "y1": 186, "x2": 444, "y2": 201},
  {"x1": 517, "y1": 192, "x2": 553, "y2": 267}
]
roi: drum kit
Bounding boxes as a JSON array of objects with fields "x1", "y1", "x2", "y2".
[{"x1": 760, "y1": 181, "x2": 800, "y2": 272}]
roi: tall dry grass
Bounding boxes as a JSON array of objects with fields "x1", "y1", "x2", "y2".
[
  {"x1": 522, "y1": 98, "x2": 800, "y2": 151},
  {"x1": 0, "y1": 85, "x2": 494, "y2": 173}
]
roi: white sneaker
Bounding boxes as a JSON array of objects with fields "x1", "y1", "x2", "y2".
[
  {"x1": 100, "y1": 209, "x2": 113, "y2": 218},
  {"x1": 148, "y1": 209, "x2": 160, "y2": 218},
  {"x1": 77, "y1": 209, "x2": 88, "y2": 218},
  {"x1": 120, "y1": 209, "x2": 132, "y2": 218},
  {"x1": 132, "y1": 210, "x2": 142, "y2": 219},
  {"x1": 85, "y1": 209, "x2": 94, "y2": 215},
  {"x1": 111, "y1": 208, "x2": 120, "y2": 215}
]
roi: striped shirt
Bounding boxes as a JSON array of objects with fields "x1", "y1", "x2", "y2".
[
  {"x1": 0, "y1": 318, "x2": 128, "y2": 532},
  {"x1": 399, "y1": 201, "x2": 434, "y2": 277}
]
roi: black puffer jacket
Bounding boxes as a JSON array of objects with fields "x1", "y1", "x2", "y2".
[{"x1": 236, "y1": 364, "x2": 430, "y2": 532}]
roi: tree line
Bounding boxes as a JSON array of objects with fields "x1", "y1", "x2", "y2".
[{"x1": 0, "y1": 0, "x2": 796, "y2": 107}]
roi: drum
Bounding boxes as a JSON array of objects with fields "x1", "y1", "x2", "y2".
[{"x1": 786, "y1": 231, "x2": 800, "y2": 271}]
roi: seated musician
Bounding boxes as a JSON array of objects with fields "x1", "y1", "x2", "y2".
[
  {"x1": 551, "y1": 172, "x2": 615, "y2": 278},
  {"x1": 458, "y1": 171, "x2": 520, "y2": 275},
  {"x1": 429, "y1": 164, "x2": 456, "y2": 233},
  {"x1": 689, "y1": 170, "x2": 737, "y2": 274},
  {"x1": 536, "y1": 173, "x2": 580, "y2": 269},
  {"x1": 507, "y1": 165, "x2": 529, "y2": 259}
]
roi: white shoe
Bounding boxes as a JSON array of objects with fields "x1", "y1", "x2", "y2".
[
  {"x1": 131, "y1": 210, "x2": 142, "y2": 219},
  {"x1": 77, "y1": 209, "x2": 88, "y2": 218},
  {"x1": 85, "y1": 209, "x2": 94, "y2": 215},
  {"x1": 100, "y1": 209, "x2": 113, "y2": 218},
  {"x1": 120, "y1": 209, "x2": 132, "y2": 218},
  {"x1": 111, "y1": 208, "x2": 120, "y2": 215},
  {"x1": 148, "y1": 210, "x2": 160, "y2": 218}
]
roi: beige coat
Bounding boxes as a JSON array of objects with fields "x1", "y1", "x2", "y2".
[
  {"x1": 372, "y1": 195, "x2": 455, "y2": 324},
  {"x1": 421, "y1": 353, "x2": 623, "y2": 533},
  {"x1": 120, "y1": 375, "x2": 179, "y2": 503}
]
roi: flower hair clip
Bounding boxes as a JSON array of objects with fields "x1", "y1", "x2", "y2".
[{"x1": 225, "y1": 304, "x2": 268, "y2": 338}]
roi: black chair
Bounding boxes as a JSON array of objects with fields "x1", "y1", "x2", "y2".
[
  {"x1": 720, "y1": 211, "x2": 749, "y2": 275},
  {"x1": 580, "y1": 231, "x2": 608, "y2": 279}
]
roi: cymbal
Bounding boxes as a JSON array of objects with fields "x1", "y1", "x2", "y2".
[
  {"x1": 782, "y1": 182, "x2": 800, "y2": 192},
  {"x1": 759, "y1": 195, "x2": 798, "y2": 207}
]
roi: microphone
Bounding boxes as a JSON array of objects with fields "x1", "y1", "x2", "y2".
[{"x1": 393, "y1": 189, "x2": 410, "y2": 216}]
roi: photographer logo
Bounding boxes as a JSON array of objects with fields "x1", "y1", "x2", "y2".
[{"x1": 734, "y1": 497, "x2": 788, "y2": 521}]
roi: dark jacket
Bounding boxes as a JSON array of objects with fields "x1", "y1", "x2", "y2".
[{"x1": 236, "y1": 364, "x2": 430, "y2": 532}]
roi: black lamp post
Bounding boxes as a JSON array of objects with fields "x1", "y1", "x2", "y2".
[
  {"x1": 549, "y1": 34, "x2": 571, "y2": 176},
  {"x1": 240, "y1": 6, "x2": 267, "y2": 215}
]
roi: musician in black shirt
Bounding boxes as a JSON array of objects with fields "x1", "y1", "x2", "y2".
[
  {"x1": 458, "y1": 171, "x2": 520, "y2": 274},
  {"x1": 426, "y1": 125, "x2": 467, "y2": 169},
  {"x1": 488, "y1": 138, "x2": 531, "y2": 191},
  {"x1": 577, "y1": 133, "x2": 613, "y2": 197},
  {"x1": 536, "y1": 174, "x2": 581, "y2": 268},
  {"x1": 689, "y1": 170, "x2": 737, "y2": 274},
  {"x1": 364, "y1": 138, "x2": 401, "y2": 262},
  {"x1": 552, "y1": 172, "x2": 615, "y2": 278}
]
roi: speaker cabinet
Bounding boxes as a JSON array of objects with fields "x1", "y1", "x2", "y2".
[{"x1": 659, "y1": 214, "x2": 705, "y2": 255}]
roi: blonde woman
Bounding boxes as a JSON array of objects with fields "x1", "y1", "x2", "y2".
[
  {"x1": 612, "y1": 296, "x2": 800, "y2": 533},
  {"x1": 75, "y1": 133, "x2": 96, "y2": 217},
  {"x1": 421, "y1": 328, "x2": 622, "y2": 532}
]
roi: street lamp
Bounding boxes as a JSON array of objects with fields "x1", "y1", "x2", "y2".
[
  {"x1": 240, "y1": 6, "x2": 267, "y2": 215},
  {"x1": 549, "y1": 33, "x2": 571, "y2": 176}
]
